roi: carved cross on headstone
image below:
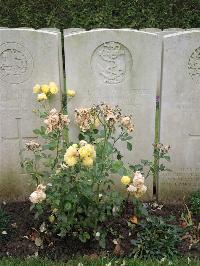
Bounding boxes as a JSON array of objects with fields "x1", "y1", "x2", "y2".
[
  {"x1": 1, "y1": 117, "x2": 37, "y2": 173},
  {"x1": 189, "y1": 133, "x2": 200, "y2": 167},
  {"x1": 189, "y1": 133, "x2": 200, "y2": 138}
]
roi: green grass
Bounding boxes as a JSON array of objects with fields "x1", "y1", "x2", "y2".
[{"x1": 0, "y1": 257, "x2": 199, "y2": 266}]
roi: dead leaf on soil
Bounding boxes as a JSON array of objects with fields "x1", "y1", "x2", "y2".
[
  {"x1": 11, "y1": 223, "x2": 17, "y2": 228},
  {"x1": 113, "y1": 239, "x2": 124, "y2": 256},
  {"x1": 129, "y1": 215, "x2": 138, "y2": 224},
  {"x1": 35, "y1": 237, "x2": 43, "y2": 247}
]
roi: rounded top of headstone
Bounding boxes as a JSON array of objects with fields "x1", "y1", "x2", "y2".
[
  {"x1": 64, "y1": 28, "x2": 85, "y2": 36},
  {"x1": 140, "y1": 28, "x2": 161, "y2": 33},
  {"x1": 122, "y1": 28, "x2": 137, "y2": 30},
  {"x1": 163, "y1": 28, "x2": 184, "y2": 31},
  {"x1": 18, "y1": 27, "x2": 35, "y2": 29},
  {"x1": 186, "y1": 28, "x2": 200, "y2": 31},
  {"x1": 40, "y1": 28, "x2": 60, "y2": 33},
  {"x1": 90, "y1": 28, "x2": 108, "y2": 30},
  {"x1": 159, "y1": 28, "x2": 185, "y2": 36}
]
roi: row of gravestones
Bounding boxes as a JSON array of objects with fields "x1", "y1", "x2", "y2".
[{"x1": 0, "y1": 28, "x2": 199, "y2": 202}]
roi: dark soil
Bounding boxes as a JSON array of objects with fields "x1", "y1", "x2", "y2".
[{"x1": 0, "y1": 201, "x2": 199, "y2": 260}]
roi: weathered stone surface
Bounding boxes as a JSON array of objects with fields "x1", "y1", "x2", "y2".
[
  {"x1": 63, "y1": 28, "x2": 85, "y2": 36},
  {"x1": 39, "y1": 28, "x2": 64, "y2": 92},
  {"x1": 64, "y1": 29, "x2": 162, "y2": 200},
  {"x1": 0, "y1": 28, "x2": 62, "y2": 201},
  {"x1": 155, "y1": 29, "x2": 186, "y2": 97},
  {"x1": 158, "y1": 28, "x2": 185, "y2": 36},
  {"x1": 140, "y1": 28, "x2": 161, "y2": 33},
  {"x1": 163, "y1": 28, "x2": 185, "y2": 32},
  {"x1": 186, "y1": 28, "x2": 200, "y2": 31},
  {"x1": 40, "y1": 28, "x2": 60, "y2": 33},
  {"x1": 159, "y1": 31, "x2": 200, "y2": 202}
]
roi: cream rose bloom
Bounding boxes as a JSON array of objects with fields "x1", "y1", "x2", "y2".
[
  {"x1": 132, "y1": 171, "x2": 144, "y2": 187},
  {"x1": 33, "y1": 84, "x2": 41, "y2": 94},
  {"x1": 67, "y1": 89, "x2": 76, "y2": 97},
  {"x1": 127, "y1": 184, "x2": 137, "y2": 192},
  {"x1": 37, "y1": 93, "x2": 47, "y2": 101},
  {"x1": 29, "y1": 184, "x2": 46, "y2": 204},
  {"x1": 82, "y1": 157, "x2": 93, "y2": 167},
  {"x1": 64, "y1": 155, "x2": 78, "y2": 167},
  {"x1": 79, "y1": 140, "x2": 88, "y2": 146}
]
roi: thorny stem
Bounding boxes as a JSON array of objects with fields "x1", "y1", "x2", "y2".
[
  {"x1": 112, "y1": 130, "x2": 125, "y2": 147},
  {"x1": 52, "y1": 130, "x2": 61, "y2": 169},
  {"x1": 145, "y1": 169, "x2": 151, "y2": 180},
  {"x1": 33, "y1": 151, "x2": 39, "y2": 186}
]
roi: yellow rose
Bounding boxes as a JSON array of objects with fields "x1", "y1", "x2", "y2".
[
  {"x1": 64, "y1": 155, "x2": 78, "y2": 167},
  {"x1": 65, "y1": 145, "x2": 79, "y2": 157},
  {"x1": 121, "y1": 176, "x2": 131, "y2": 185},
  {"x1": 94, "y1": 118, "x2": 100, "y2": 128},
  {"x1": 82, "y1": 157, "x2": 93, "y2": 167},
  {"x1": 79, "y1": 144, "x2": 96, "y2": 159},
  {"x1": 72, "y1": 144, "x2": 78, "y2": 149},
  {"x1": 33, "y1": 84, "x2": 41, "y2": 94},
  {"x1": 87, "y1": 144, "x2": 96, "y2": 158},
  {"x1": 50, "y1": 85, "x2": 59, "y2": 95},
  {"x1": 37, "y1": 93, "x2": 47, "y2": 101},
  {"x1": 49, "y1": 82, "x2": 57, "y2": 87},
  {"x1": 78, "y1": 145, "x2": 90, "y2": 158},
  {"x1": 41, "y1": 84, "x2": 50, "y2": 94},
  {"x1": 67, "y1": 89, "x2": 76, "y2": 97}
]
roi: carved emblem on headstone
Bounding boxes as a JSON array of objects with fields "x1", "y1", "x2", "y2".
[
  {"x1": 91, "y1": 41, "x2": 132, "y2": 84},
  {"x1": 188, "y1": 46, "x2": 200, "y2": 82},
  {"x1": 0, "y1": 42, "x2": 33, "y2": 84}
]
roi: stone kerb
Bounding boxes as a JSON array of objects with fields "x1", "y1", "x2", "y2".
[
  {"x1": 0, "y1": 28, "x2": 63, "y2": 201},
  {"x1": 64, "y1": 29, "x2": 162, "y2": 200},
  {"x1": 158, "y1": 30, "x2": 200, "y2": 202}
]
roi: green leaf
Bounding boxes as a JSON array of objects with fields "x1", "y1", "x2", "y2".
[
  {"x1": 118, "y1": 167, "x2": 127, "y2": 176},
  {"x1": 121, "y1": 133, "x2": 133, "y2": 141},
  {"x1": 141, "y1": 159, "x2": 149, "y2": 165},
  {"x1": 127, "y1": 142, "x2": 132, "y2": 151},
  {"x1": 33, "y1": 129, "x2": 41, "y2": 135},
  {"x1": 43, "y1": 141, "x2": 58, "y2": 151},
  {"x1": 159, "y1": 164, "x2": 166, "y2": 171},
  {"x1": 79, "y1": 232, "x2": 90, "y2": 242},
  {"x1": 99, "y1": 237, "x2": 106, "y2": 248},
  {"x1": 64, "y1": 202, "x2": 72, "y2": 211},
  {"x1": 129, "y1": 164, "x2": 143, "y2": 172},
  {"x1": 111, "y1": 160, "x2": 123, "y2": 172},
  {"x1": 163, "y1": 155, "x2": 170, "y2": 162}
]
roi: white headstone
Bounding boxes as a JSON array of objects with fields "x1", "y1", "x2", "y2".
[
  {"x1": 64, "y1": 29, "x2": 162, "y2": 200},
  {"x1": 0, "y1": 29, "x2": 63, "y2": 201},
  {"x1": 163, "y1": 28, "x2": 185, "y2": 32},
  {"x1": 40, "y1": 28, "x2": 60, "y2": 33},
  {"x1": 159, "y1": 28, "x2": 185, "y2": 36},
  {"x1": 39, "y1": 28, "x2": 64, "y2": 92},
  {"x1": 140, "y1": 28, "x2": 161, "y2": 33},
  {"x1": 63, "y1": 28, "x2": 85, "y2": 36},
  {"x1": 186, "y1": 28, "x2": 200, "y2": 31},
  {"x1": 156, "y1": 29, "x2": 185, "y2": 97},
  {"x1": 159, "y1": 31, "x2": 200, "y2": 202}
]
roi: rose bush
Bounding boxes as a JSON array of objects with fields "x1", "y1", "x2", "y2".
[{"x1": 22, "y1": 83, "x2": 170, "y2": 247}]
